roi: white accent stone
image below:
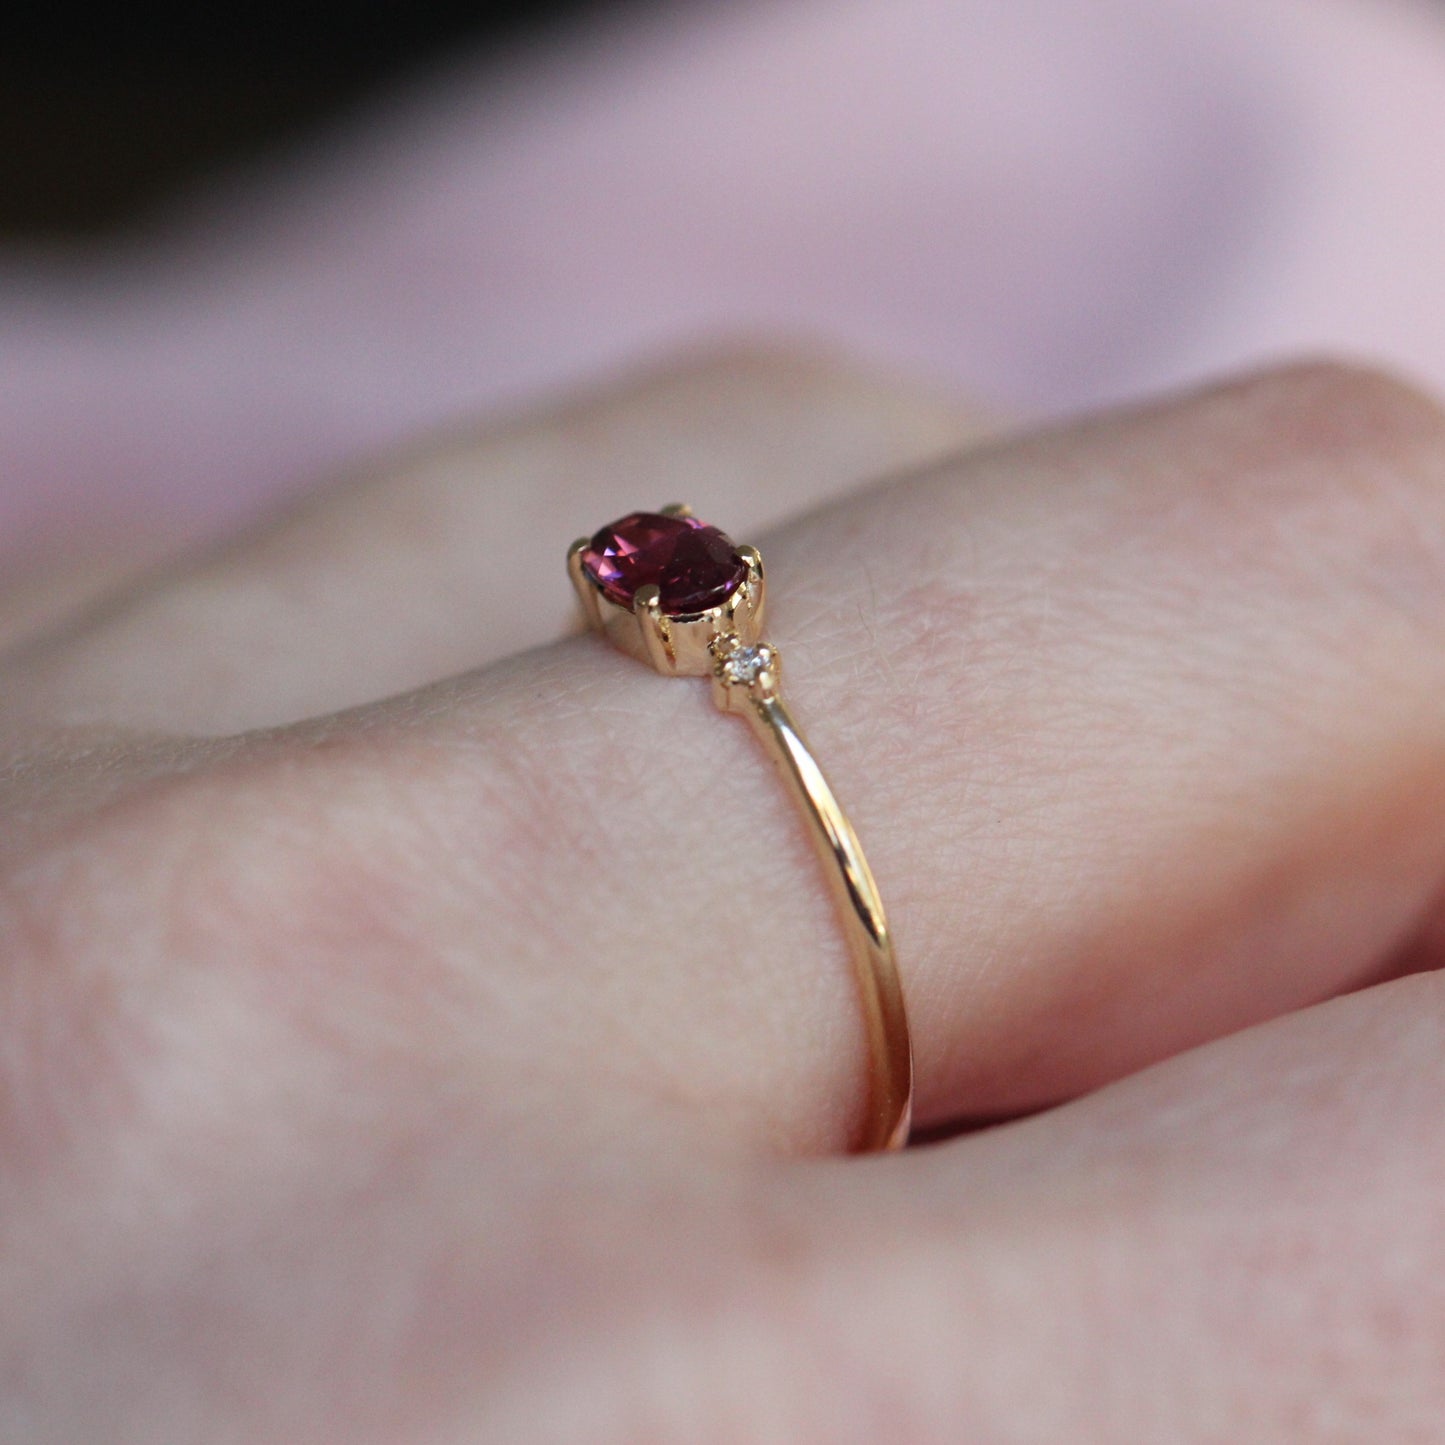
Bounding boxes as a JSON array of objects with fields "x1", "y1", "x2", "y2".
[{"x1": 720, "y1": 643, "x2": 774, "y2": 684}]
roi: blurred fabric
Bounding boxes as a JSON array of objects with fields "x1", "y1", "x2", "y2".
[
  {"x1": 3, "y1": 0, "x2": 1445, "y2": 557},
  {"x1": 0, "y1": 0, "x2": 613, "y2": 233}
]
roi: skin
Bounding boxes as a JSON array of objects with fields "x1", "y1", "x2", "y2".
[{"x1": 2, "y1": 349, "x2": 1445, "y2": 1441}]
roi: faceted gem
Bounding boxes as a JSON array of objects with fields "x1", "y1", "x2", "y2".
[
  {"x1": 580, "y1": 511, "x2": 748, "y2": 616},
  {"x1": 717, "y1": 639, "x2": 776, "y2": 685}
]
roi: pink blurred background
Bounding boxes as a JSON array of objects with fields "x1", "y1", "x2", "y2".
[{"x1": 4, "y1": 0, "x2": 1445, "y2": 557}]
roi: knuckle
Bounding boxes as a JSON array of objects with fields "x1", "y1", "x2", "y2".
[
  {"x1": 0, "y1": 730, "x2": 497, "y2": 1172},
  {"x1": 1212, "y1": 357, "x2": 1445, "y2": 506},
  {"x1": 0, "y1": 761, "x2": 277, "y2": 1164},
  {"x1": 1230, "y1": 357, "x2": 1445, "y2": 473},
  {"x1": 1125, "y1": 358, "x2": 1445, "y2": 645},
  {"x1": 110, "y1": 733, "x2": 484, "y2": 1008}
]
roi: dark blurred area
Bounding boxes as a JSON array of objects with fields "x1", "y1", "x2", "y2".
[{"x1": 1, "y1": 0, "x2": 634, "y2": 236}]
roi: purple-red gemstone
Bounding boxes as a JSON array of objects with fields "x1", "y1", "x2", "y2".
[{"x1": 580, "y1": 511, "x2": 748, "y2": 616}]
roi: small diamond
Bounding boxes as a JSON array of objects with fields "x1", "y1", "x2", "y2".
[{"x1": 719, "y1": 642, "x2": 775, "y2": 685}]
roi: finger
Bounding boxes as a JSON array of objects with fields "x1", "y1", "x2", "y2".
[
  {"x1": 13, "y1": 361, "x2": 1445, "y2": 1441},
  {"x1": 14, "y1": 935, "x2": 1438, "y2": 1440},
  {"x1": 766, "y1": 971, "x2": 1445, "y2": 1442},
  {"x1": 0, "y1": 346, "x2": 984, "y2": 734},
  {"x1": 421, "y1": 358, "x2": 1445, "y2": 1144},
  {"x1": 27, "y1": 360, "x2": 1445, "y2": 1158}
]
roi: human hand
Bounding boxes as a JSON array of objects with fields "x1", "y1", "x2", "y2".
[{"x1": 2, "y1": 351, "x2": 1442, "y2": 1441}]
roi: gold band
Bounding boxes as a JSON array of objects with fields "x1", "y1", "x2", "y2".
[{"x1": 568, "y1": 506, "x2": 914, "y2": 1151}]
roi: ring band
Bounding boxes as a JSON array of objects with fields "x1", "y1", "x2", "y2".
[{"x1": 567, "y1": 505, "x2": 914, "y2": 1151}]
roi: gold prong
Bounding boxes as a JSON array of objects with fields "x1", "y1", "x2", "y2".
[
  {"x1": 660, "y1": 502, "x2": 693, "y2": 518},
  {"x1": 737, "y1": 544, "x2": 765, "y2": 626},
  {"x1": 567, "y1": 537, "x2": 604, "y2": 630},
  {"x1": 633, "y1": 584, "x2": 673, "y2": 672}
]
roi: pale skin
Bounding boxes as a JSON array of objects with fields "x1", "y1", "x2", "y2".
[{"x1": 2, "y1": 350, "x2": 1444, "y2": 1441}]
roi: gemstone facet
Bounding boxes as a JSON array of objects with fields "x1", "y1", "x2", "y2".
[
  {"x1": 717, "y1": 639, "x2": 776, "y2": 685},
  {"x1": 580, "y1": 511, "x2": 748, "y2": 616}
]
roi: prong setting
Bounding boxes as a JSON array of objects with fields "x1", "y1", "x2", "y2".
[
  {"x1": 633, "y1": 584, "x2": 674, "y2": 671},
  {"x1": 711, "y1": 633, "x2": 781, "y2": 712},
  {"x1": 567, "y1": 535, "x2": 604, "y2": 631}
]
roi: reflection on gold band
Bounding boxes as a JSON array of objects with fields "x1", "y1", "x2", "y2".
[{"x1": 742, "y1": 692, "x2": 912, "y2": 1150}]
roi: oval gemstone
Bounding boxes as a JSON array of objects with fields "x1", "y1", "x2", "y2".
[{"x1": 580, "y1": 511, "x2": 748, "y2": 616}]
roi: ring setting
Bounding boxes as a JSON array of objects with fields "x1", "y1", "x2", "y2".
[{"x1": 568, "y1": 505, "x2": 914, "y2": 1152}]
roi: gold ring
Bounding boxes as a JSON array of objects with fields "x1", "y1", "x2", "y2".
[{"x1": 567, "y1": 505, "x2": 914, "y2": 1151}]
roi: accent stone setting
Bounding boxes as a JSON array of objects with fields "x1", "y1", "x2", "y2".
[
  {"x1": 580, "y1": 511, "x2": 748, "y2": 616},
  {"x1": 716, "y1": 638, "x2": 776, "y2": 685}
]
